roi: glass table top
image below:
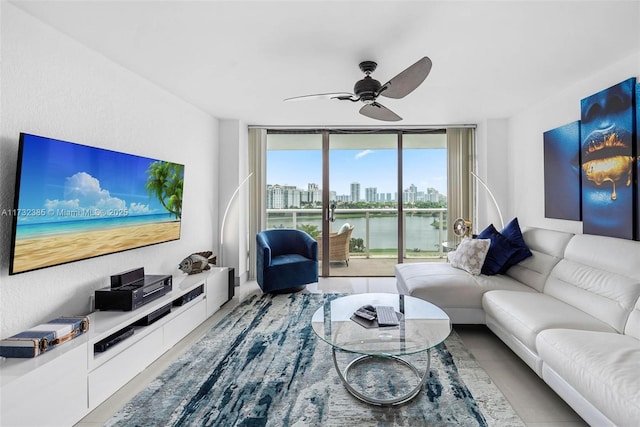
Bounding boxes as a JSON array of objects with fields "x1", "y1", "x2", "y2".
[{"x1": 311, "y1": 293, "x2": 451, "y2": 356}]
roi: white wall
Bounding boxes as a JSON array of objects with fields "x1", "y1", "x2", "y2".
[
  {"x1": 507, "y1": 52, "x2": 640, "y2": 235},
  {"x1": 0, "y1": 4, "x2": 219, "y2": 338},
  {"x1": 218, "y1": 119, "x2": 249, "y2": 285},
  {"x1": 475, "y1": 119, "x2": 509, "y2": 230}
]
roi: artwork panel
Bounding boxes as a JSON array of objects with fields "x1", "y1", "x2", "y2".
[
  {"x1": 636, "y1": 82, "x2": 640, "y2": 241},
  {"x1": 543, "y1": 121, "x2": 581, "y2": 220},
  {"x1": 580, "y1": 78, "x2": 636, "y2": 239}
]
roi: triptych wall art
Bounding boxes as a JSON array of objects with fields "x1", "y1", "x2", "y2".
[{"x1": 543, "y1": 77, "x2": 638, "y2": 240}]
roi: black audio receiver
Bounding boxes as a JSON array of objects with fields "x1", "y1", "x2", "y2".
[{"x1": 95, "y1": 274, "x2": 172, "y2": 311}]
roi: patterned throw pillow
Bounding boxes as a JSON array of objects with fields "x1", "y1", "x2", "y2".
[{"x1": 448, "y1": 238, "x2": 491, "y2": 275}]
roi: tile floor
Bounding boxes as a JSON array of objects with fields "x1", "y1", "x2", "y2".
[{"x1": 77, "y1": 277, "x2": 588, "y2": 427}]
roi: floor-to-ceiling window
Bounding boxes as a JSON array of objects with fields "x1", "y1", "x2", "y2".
[
  {"x1": 261, "y1": 128, "x2": 471, "y2": 277},
  {"x1": 402, "y1": 132, "x2": 448, "y2": 263},
  {"x1": 328, "y1": 132, "x2": 398, "y2": 276}
]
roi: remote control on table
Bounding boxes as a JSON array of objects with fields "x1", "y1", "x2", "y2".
[{"x1": 354, "y1": 306, "x2": 376, "y2": 321}]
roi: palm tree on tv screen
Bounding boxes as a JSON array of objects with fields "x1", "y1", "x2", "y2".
[{"x1": 145, "y1": 161, "x2": 184, "y2": 219}]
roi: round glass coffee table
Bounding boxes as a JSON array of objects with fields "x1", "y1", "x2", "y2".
[{"x1": 311, "y1": 293, "x2": 451, "y2": 406}]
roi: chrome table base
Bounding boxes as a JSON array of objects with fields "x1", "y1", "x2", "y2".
[{"x1": 331, "y1": 348, "x2": 431, "y2": 406}]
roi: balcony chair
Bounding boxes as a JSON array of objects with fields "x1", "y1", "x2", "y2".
[
  {"x1": 256, "y1": 228, "x2": 318, "y2": 293},
  {"x1": 317, "y1": 224, "x2": 353, "y2": 266}
]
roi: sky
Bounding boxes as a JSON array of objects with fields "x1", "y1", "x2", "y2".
[
  {"x1": 267, "y1": 148, "x2": 447, "y2": 196},
  {"x1": 16, "y1": 134, "x2": 171, "y2": 223}
]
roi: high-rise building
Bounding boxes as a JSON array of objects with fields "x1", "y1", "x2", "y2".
[
  {"x1": 365, "y1": 187, "x2": 377, "y2": 202},
  {"x1": 267, "y1": 184, "x2": 284, "y2": 209},
  {"x1": 350, "y1": 182, "x2": 361, "y2": 202}
]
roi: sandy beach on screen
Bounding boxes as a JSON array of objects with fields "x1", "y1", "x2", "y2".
[{"x1": 12, "y1": 222, "x2": 181, "y2": 273}]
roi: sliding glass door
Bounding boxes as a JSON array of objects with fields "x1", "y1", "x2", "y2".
[
  {"x1": 328, "y1": 133, "x2": 398, "y2": 276},
  {"x1": 264, "y1": 129, "x2": 456, "y2": 277}
]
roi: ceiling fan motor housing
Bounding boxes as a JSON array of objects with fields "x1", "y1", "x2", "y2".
[
  {"x1": 354, "y1": 76, "x2": 381, "y2": 102},
  {"x1": 354, "y1": 61, "x2": 382, "y2": 102}
]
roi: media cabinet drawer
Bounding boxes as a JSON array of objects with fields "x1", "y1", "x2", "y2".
[
  {"x1": 164, "y1": 298, "x2": 207, "y2": 348},
  {"x1": 1, "y1": 343, "x2": 88, "y2": 426},
  {"x1": 88, "y1": 328, "x2": 164, "y2": 408}
]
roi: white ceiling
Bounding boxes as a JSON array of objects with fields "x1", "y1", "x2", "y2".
[{"x1": 10, "y1": 0, "x2": 640, "y2": 127}]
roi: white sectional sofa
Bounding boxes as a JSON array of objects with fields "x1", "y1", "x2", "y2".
[{"x1": 395, "y1": 227, "x2": 640, "y2": 426}]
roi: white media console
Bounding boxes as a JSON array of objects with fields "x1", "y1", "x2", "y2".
[{"x1": 0, "y1": 267, "x2": 232, "y2": 427}]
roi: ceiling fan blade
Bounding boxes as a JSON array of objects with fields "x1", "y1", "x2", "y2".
[
  {"x1": 359, "y1": 102, "x2": 402, "y2": 122},
  {"x1": 379, "y1": 56, "x2": 432, "y2": 99},
  {"x1": 284, "y1": 92, "x2": 355, "y2": 102}
]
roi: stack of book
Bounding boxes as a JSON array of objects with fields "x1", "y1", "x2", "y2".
[{"x1": 0, "y1": 316, "x2": 90, "y2": 358}]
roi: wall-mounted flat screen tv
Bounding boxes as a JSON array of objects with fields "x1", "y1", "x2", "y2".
[{"x1": 9, "y1": 133, "x2": 185, "y2": 275}]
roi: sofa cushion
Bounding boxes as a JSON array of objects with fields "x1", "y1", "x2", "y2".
[
  {"x1": 537, "y1": 329, "x2": 640, "y2": 427},
  {"x1": 625, "y1": 297, "x2": 640, "y2": 340},
  {"x1": 503, "y1": 227, "x2": 573, "y2": 292},
  {"x1": 477, "y1": 224, "x2": 519, "y2": 275},
  {"x1": 544, "y1": 233, "x2": 640, "y2": 333},
  {"x1": 520, "y1": 226, "x2": 574, "y2": 259},
  {"x1": 483, "y1": 290, "x2": 616, "y2": 351},
  {"x1": 395, "y1": 263, "x2": 537, "y2": 310}
]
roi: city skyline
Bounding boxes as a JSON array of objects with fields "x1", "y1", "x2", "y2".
[
  {"x1": 266, "y1": 148, "x2": 447, "y2": 196},
  {"x1": 266, "y1": 181, "x2": 444, "y2": 201},
  {"x1": 265, "y1": 181, "x2": 445, "y2": 209}
]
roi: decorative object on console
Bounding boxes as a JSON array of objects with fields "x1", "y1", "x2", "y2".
[
  {"x1": 470, "y1": 171, "x2": 504, "y2": 230},
  {"x1": 580, "y1": 78, "x2": 636, "y2": 240},
  {"x1": 9, "y1": 133, "x2": 185, "y2": 275},
  {"x1": 543, "y1": 121, "x2": 581, "y2": 221},
  {"x1": 0, "y1": 316, "x2": 90, "y2": 358},
  {"x1": 178, "y1": 251, "x2": 217, "y2": 275},
  {"x1": 447, "y1": 238, "x2": 490, "y2": 276}
]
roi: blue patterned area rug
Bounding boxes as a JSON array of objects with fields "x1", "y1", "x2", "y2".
[{"x1": 107, "y1": 293, "x2": 523, "y2": 427}]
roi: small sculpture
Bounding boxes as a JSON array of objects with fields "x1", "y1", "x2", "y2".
[{"x1": 178, "y1": 251, "x2": 217, "y2": 275}]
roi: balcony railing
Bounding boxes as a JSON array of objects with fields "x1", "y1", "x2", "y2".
[{"x1": 266, "y1": 207, "x2": 449, "y2": 258}]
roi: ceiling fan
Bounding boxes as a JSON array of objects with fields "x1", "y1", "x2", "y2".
[{"x1": 284, "y1": 57, "x2": 432, "y2": 122}]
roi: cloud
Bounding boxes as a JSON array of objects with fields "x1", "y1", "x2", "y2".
[
  {"x1": 46, "y1": 172, "x2": 127, "y2": 213},
  {"x1": 129, "y1": 202, "x2": 151, "y2": 214},
  {"x1": 44, "y1": 198, "x2": 80, "y2": 211},
  {"x1": 355, "y1": 149, "x2": 374, "y2": 160}
]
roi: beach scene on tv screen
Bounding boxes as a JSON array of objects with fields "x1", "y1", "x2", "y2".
[{"x1": 11, "y1": 134, "x2": 184, "y2": 274}]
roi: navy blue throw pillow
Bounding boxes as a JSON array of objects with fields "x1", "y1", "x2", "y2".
[
  {"x1": 477, "y1": 224, "x2": 518, "y2": 275},
  {"x1": 499, "y1": 217, "x2": 532, "y2": 273}
]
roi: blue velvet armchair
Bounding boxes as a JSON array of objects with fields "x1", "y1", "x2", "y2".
[{"x1": 256, "y1": 229, "x2": 318, "y2": 293}]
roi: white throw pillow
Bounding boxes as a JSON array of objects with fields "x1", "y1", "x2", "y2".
[
  {"x1": 448, "y1": 238, "x2": 491, "y2": 275},
  {"x1": 337, "y1": 223, "x2": 351, "y2": 234}
]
